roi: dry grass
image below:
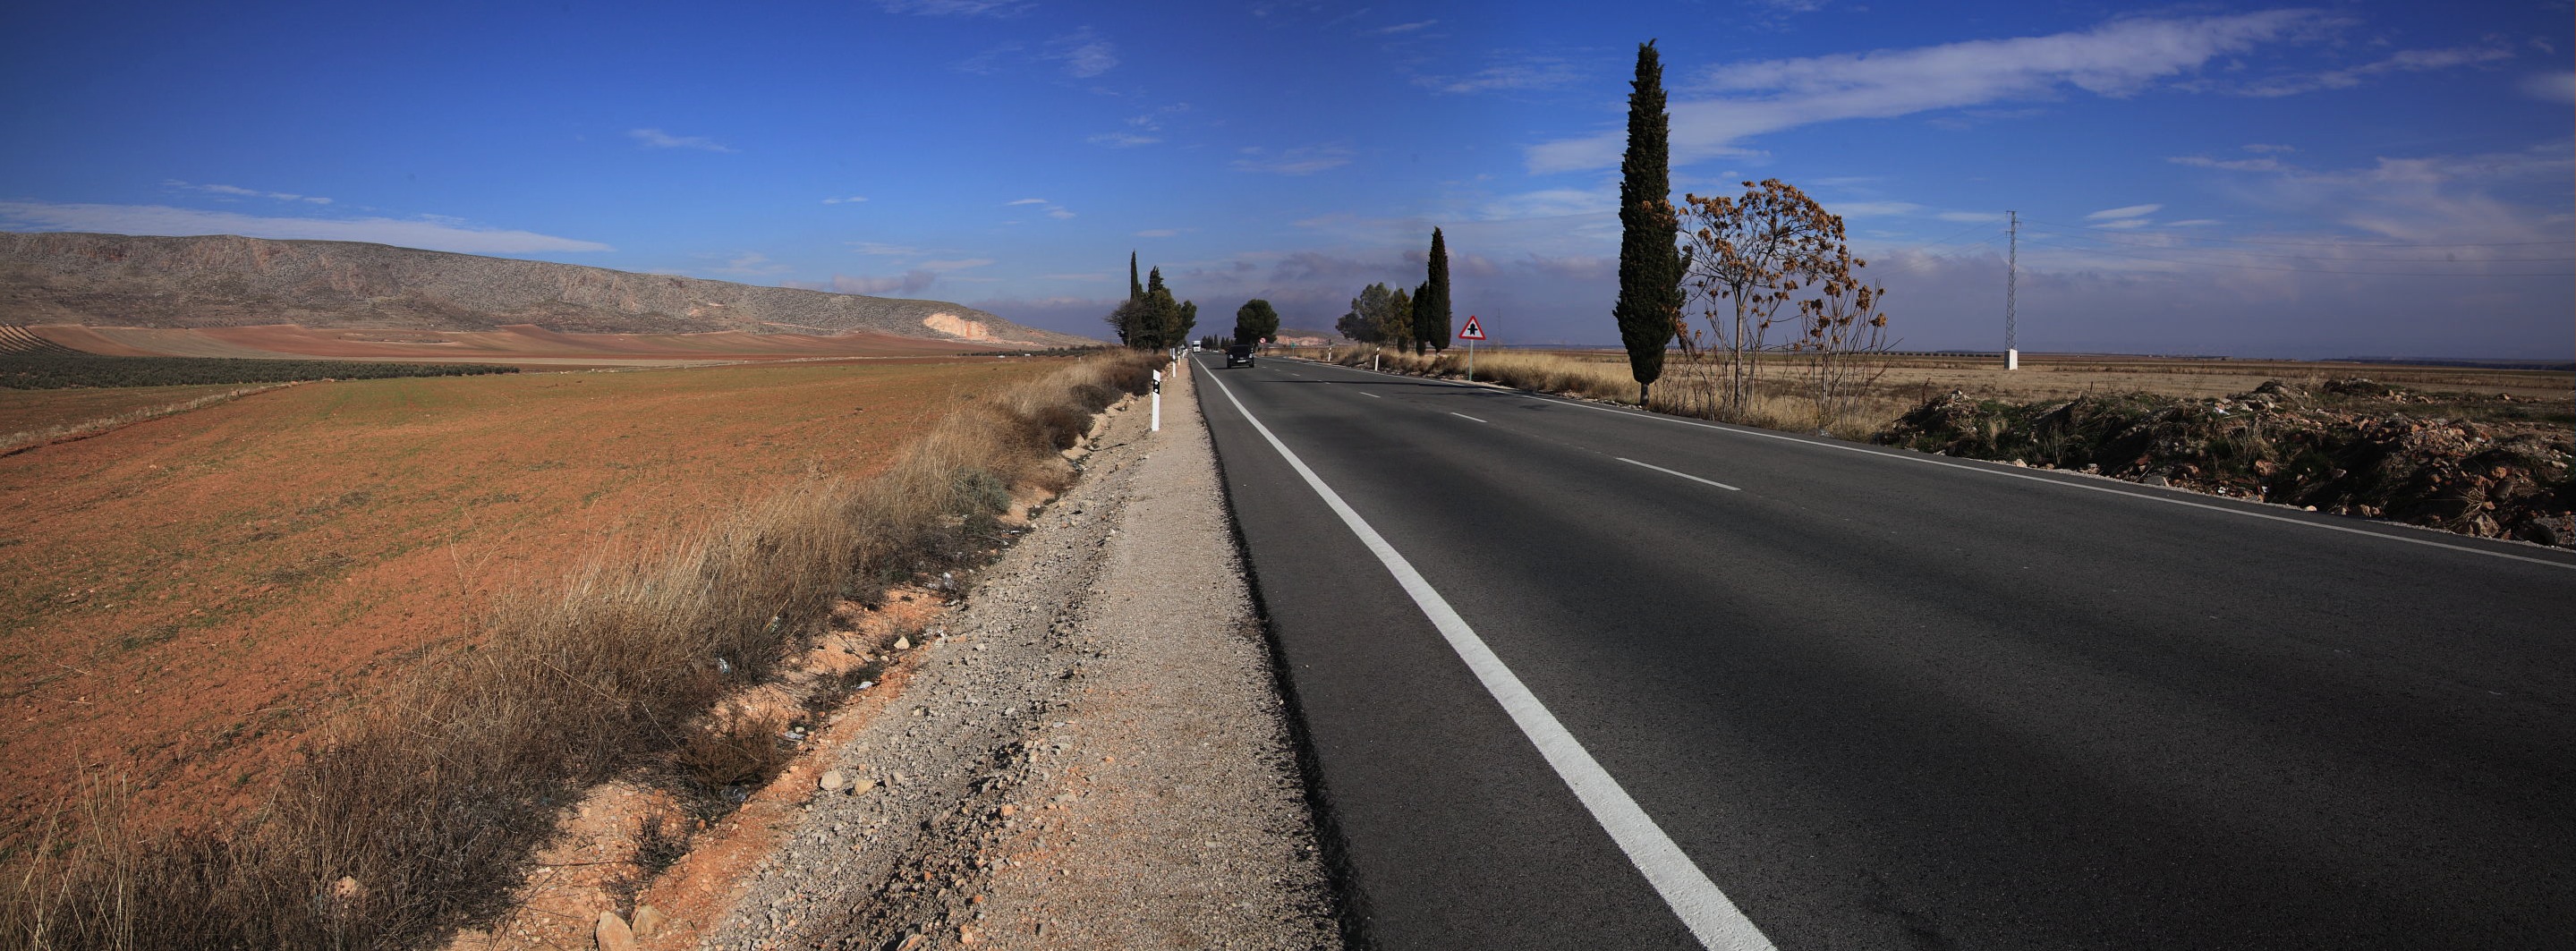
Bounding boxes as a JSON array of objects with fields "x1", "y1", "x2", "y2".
[
  {"x1": 0, "y1": 352, "x2": 1155, "y2": 951},
  {"x1": 1308, "y1": 344, "x2": 2571, "y2": 439},
  {"x1": 1322, "y1": 345, "x2": 1909, "y2": 438}
]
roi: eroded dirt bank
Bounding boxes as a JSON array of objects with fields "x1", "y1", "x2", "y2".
[{"x1": 681, "y1": 363, "x2": 1339, "y2": 950}]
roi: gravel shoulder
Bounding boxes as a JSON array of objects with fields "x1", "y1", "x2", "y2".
[{"x1": 696, "y1": 361, "x2": 1339, "y2": 951}]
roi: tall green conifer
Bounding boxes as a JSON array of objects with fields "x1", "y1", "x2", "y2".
[{"x1": 1613, "y1": 39, "x2": 1684, "y2": 405}]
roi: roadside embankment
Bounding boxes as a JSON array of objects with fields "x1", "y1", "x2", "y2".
[{"x1": 688, "y1": 358, "x2": 1339, "y2": 951}]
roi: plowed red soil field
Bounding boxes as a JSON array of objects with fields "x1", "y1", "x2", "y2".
[
  {"x1": 0, "y1": 357, "x2": 1053, "y2": 846},
  {"x1": 25, "y1": 323, "x2": 993, "y2": 366}
]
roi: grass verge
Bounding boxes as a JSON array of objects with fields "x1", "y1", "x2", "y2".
[{"x1": 1, "y1": 352, "x2": 1154, "y2": 950}]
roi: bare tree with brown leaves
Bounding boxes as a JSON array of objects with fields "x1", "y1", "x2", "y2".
[
  {"x1": 1679, "y1": 179, "x2": 1843, "y2": 419},
  {"x1": 1792, "y1": 265, "x2": 1894, "y2": 433}
]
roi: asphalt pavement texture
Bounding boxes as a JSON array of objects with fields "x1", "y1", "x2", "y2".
[{"x1": 1191, "y1": 352, "x2": 2576, "y2": 950}]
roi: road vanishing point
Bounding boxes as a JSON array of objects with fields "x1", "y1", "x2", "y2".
[{"x1": 1191, "y1": 352, "x2": 2575, "y2": 950}]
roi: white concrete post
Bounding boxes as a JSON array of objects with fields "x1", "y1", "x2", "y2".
[
  {"x1": 1151, "y1": 369, "x2": 1162, "y2": 432},
  {"x1": 2005, "y1": 348, "x2": 2020, "y2": 370}
]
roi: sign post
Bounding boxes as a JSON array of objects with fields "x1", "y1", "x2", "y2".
[
  {"x1": 1457, "y1": 315, "x2": 1487, "y2": 382},
  {"x1": 1150, "y1": 369, "x2": 1162, "y2": 432}
]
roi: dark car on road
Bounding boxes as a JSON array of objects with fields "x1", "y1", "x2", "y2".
[{"x1": 1225, "y1": 343, "x2": 1255, "y2": 368}]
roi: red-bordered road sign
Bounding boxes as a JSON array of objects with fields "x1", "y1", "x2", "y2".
[{"x1": 1458, "y1": 315, "x2": 1486, "y2": 340}]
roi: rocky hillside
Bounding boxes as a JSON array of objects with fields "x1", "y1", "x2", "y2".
[{"x1": 0, "y1": 232, "x2": 1094, "y2": 347}]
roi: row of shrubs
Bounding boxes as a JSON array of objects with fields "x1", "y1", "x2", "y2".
[
  {"x1": 2, "y1": 352, "x2": 1156, "y2": 950},
  {"x1": 0, "y1": 352, "x2": 518, "y2": 389}
]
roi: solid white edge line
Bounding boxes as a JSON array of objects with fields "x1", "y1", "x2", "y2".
[
  {"x1": 1451, "y1": 412, "x2": 1487, "y2": 423},
  {"x1": 1521, "y1": 394, "x2": 2576, "y2": 572},
  {"x1": 1619, "y1": 457, "x2": 1741, "y2": 491},
  {"x1": 1203, "y1": 370, "x2": 1775, "y2": 951}
]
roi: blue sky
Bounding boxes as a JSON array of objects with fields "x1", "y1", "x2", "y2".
[{"x1": 3, "y1": 1, "x2": 2569, "y2": 358}]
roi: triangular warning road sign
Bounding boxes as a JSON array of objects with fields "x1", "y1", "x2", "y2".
[{"x1": 1458, "y1": 315, "x2": 1486, "y2": 340}]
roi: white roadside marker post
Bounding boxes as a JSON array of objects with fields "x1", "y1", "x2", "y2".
[{"x1": 1151, "y1": 369, "x2": 1162, "y2": 432}]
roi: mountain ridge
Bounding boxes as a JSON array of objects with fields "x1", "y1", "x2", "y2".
[{"x1": 0, "y1": 232, "x2": 1095, "y2": 347}]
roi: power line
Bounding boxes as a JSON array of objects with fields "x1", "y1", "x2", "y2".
[
  {"x1": 2020, "y1": 222, "x2": 2576, "y2": 262},
  {"x1": 2017, "y1": 234, "x2": 2576, "y2": 276},
  {"x1": 2021, "y1": 219, "x2": 2576, "y2": 249}
]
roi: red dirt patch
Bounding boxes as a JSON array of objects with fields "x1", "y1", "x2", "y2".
[{"x1": 0, "y1": 358, "x2": 1056, "y2": 848}]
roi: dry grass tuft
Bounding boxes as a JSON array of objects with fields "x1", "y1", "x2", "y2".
[
  {"x1": 1325, "y1": 345, "x2": 1908, "y2": 437},
  {"x1": 1, "y1": 351, "x2": 1157, "y2": 951}
]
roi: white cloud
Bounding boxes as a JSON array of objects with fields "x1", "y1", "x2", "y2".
[
  {"x1": 1087, "y1": 132, "x2": 1160, "y2": 148},
  {"x1": 627, "y1": 128, "x2": 735, "y2": 152},
  {"x1": 919, "y1": 258, "x2": 996, "y2": 272},
  {"x1": 2244, "y1": 143, "x2": 2298, "y2": 154},
  {"x1": 1935, "y1": 211, "x2": 2007, "y2": 223},
  {"x1": 0, "y1": 201, "x2": 612, "y2": 253},
  {"x1": 1527, "y1": 11, "x2": 2317, "y2": 173},
  {"x1": 1367, "y1": 20, "x2": 1438, "y2": 35},
  {"x1": 1234, "y1": 144, "x2": 1355, "y2": 175},
  {"x1": 1005, "y1": 198, "x2": 1050, "y2": 206},
  {"x1": 1045, "y1": 207, "x2": 1075, "y2": 219},
  {"x1": 2522, "y1": 71, "x2": 2576, "y2": 103},
  {"x1": 2235, "y1": 44, "x2": 2516, "y2": 98},
  {"x1": 165, "y1": 180, "x2": 333, "y2": 205},
  {"x1": 2086, "y1": 204, "x2": 2162, "y2": 220},
  {"x1": 821, "y1": 195, "x2": 868, "y2": 205}
]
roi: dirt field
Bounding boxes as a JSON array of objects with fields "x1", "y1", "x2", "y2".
[
  {"x1": 0, "y1": 383, "x2": 258, "y2": 441},
  {"x1": 0, "y1": 357, "x2": 1056, "y2": 849},
  {"x1": 23, "y1": 323, "x2": 997, "y2": 367}
]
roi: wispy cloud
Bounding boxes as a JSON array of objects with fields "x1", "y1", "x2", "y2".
[
  {"x1": 1421, "y1": 55, "x2": 1582, "y2": 94},
  {"x1": 627, "y1": 128, "x2": 735, "y2": 152},
  {"x1": 1832, "y1": 200, "x2": 1926, "y2": 217},
  {"x1": 1367, "y1": 20, "x2": 1438, "y2": 36},
  {"x1": 2170, "y1": 155, "x2": 2283, "y2": 172},
  {"x1": 821, "y1": 195, "x2": 868, "y2": 205},
  {"x1": 1045, "y1": 207, "x2": 1075, "y2": 219},
  {"x1": 2523, "y1": 71, "x2": 2576, "y2": 103},
  {"x1": 2086, "y1": 204, "x2": 2162, "y2": 221},
  {"x1": 1934, "y1": 210, "x2": 2006, "y2": 223},
  {"x1": 1005, "y1": 198, "x2": 1050, "y2": 206},
  {"x1": 1528, "y1": 12, "x2": 2318, "y2": 173},
  {"x1": 874, "y1": 0, "x2": 1027, "y2": 16},
  {"x1": 708, "y1": 251, "x2": 789, "y2": 276},
  {"x1": 1087, "y1": 132, "x2": 1160, "y2": 148},
  {"x1": 849, "y1": 242, "x2": 920, "y2": 256},
  {"x1": 0, "y1": 201, "x2": 612, "y2": 253},
  {"x1": 2232, "y1": 44, "x2": 2516, "y2": 98},
  {"x1": 1049, "y1": 28, "x2": 1118, "y2": 79},
  {"x1": 789, "y1": 271, "x2": 938, "y2": 295},
  {"x1": 165, "y1": 180, "x2": 335, "y2": 205},
  {"x1": 1234, "y1": 144, "x2": 1355, "y2": 175}
]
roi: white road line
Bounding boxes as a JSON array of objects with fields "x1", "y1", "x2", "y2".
[
  {"x1": 1204, "y1": 373, "x2": 1775, "y2": 951},
  {"x1": 1619, "y1": 458, "x2": 1740, "y2": 492},
  {"x1": 1451, "y1": 412, "x2": 1487, "y2": 423},
  {"x1": 1362, "y1": 392, "x2": 1381, "y2": 398},
  {"x1": 1532, "y1": 395, "x2": 2576, "y2": 572}
]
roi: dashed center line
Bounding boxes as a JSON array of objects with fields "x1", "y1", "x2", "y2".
[
  {"x1": 1451, "y1": 412, "x2": 1486, "y2": 423},
  {"x1": 1618, "y1": 458, "x2": 1740, "y2": 491}
]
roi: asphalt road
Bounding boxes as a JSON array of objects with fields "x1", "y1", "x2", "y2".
[{"x1": 1187, "y1": 352, "x2": 2576, "y2": 950}]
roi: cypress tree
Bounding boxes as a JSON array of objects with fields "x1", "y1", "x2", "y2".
[
  {"x1": 1129, "y1": 251, "x2": 1142, "y2": 301},
  {"x1": 1613, "y1": 39, "x2": 1684, "y2": 406},
  {"x1": 1418, "y1": 228, "x2": 1453, "y2": 352}
]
